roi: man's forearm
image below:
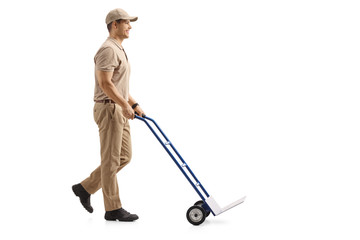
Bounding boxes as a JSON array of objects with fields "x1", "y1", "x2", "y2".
[
  {"x1": 128, "y1": 95, "x2": 137, "y2": 107},
  {"x1": 96, "y1": 70, "x2": 129, "y2": 108},
  {"x1": 100, "y1": 81, "x2": 129, "y2": 108}
]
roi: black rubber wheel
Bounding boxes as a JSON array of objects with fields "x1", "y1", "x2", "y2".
[
  {"x1": 186, "y1": 205, "x2": 206, "y2": 226},
  {"x1": 194, "y1": 200, "x2": 204, "y2": 206},
  {"x1": 194, "y1": 200, "x2": 211, "y2": 217}
]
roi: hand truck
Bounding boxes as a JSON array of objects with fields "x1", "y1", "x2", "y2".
[{"x1": 135, "y1": 115, "x2": 246, "y2": 225}]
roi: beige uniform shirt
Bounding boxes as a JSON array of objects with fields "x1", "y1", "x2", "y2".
[{"x1": 93, "y1": 37, "x2": 130, "y2": 101}]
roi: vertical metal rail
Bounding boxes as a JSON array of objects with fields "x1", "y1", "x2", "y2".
[{"x1": 135, "y1": 115, "x2": 210, "y2": 201}]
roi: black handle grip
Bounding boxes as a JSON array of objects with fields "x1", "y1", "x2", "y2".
[{"x1": 135, "y1": 111, "x2": 146, "y2": 118}]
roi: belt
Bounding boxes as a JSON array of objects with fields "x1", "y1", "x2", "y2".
[{"x1": 95, "y1": 99, "x2": 115, "y2": 104}]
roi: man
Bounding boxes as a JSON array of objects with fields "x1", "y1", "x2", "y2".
[{"x1": 72, "y1": 8, "x2": 145, "y2": 222}]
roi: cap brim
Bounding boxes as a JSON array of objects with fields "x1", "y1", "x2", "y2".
[
  {"x1": 106, "y1": 16, "x2": 138, "y2": 25},
  {"x1": 128, "y1": 16, "x2": 138, "y2": 22}
]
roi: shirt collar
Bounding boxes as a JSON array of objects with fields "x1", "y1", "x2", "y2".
[{"x1": 108, "y1": 37, "x2": 124, "y2": 50}]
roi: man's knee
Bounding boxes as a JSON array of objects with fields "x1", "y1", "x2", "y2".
[{"x1": 118, "y1": 153, "x2": 132, "y2": 172}]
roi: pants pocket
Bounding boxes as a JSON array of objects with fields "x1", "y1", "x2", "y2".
[
  {"x1": 94, "y1": 103, "x2": 114, "y2": 126},
  {"x1": 113, "y1": 104, "x2": 126, "y2": 124}
]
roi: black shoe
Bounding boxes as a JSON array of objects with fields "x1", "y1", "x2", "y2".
[
  {"x1": 72, "y1": 183, "x2": 93, "y2": 213},
  {"x1": 105, "y1": 208, "x2": 139, "y2": 222}
]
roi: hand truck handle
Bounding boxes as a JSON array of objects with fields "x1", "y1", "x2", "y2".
[
  {"x1": 135, "y1": 112, "x2": 146, "y2": 118},
  {"x1": 134, "y1": 114, "x2": 211, "y2": 201}
]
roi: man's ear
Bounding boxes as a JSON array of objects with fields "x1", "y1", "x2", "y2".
[{"x1": 113, "y1": 21, "x2": 117, "y2": 29}]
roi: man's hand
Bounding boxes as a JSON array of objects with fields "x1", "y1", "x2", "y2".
[{"x1": 122, "y1": 104, "x2": 135, "y2": 120}]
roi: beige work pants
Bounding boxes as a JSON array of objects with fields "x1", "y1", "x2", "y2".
[{"x1": 81, "y1": 102, "x2": 132, "y2": 211}]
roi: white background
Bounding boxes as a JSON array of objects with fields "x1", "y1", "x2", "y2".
[{"x1": 1, "y1": 0, "x2": 359, "y2": 239}]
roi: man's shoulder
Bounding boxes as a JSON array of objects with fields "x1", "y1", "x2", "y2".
[
  {"x1": 97, "y1": 39, "x2": 116, "y2": 51},
  {"x1": 96, "y1": 38, "x2": 121, "y2": 55},
  {"x1": 95, "y1": 40, "x2": 116, "y2": 57}
]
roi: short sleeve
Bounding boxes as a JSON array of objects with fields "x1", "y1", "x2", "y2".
[{"x1": 94, "y1": 47, "x2": 119, "y2": 72}]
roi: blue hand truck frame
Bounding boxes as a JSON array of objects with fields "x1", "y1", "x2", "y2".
[{"x1": 135, "y1": 115, "x2": 246, "y2": 225}]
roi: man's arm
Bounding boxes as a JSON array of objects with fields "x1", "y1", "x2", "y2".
[{"x1": 96, "y1": 70, "x2": 135, "y2": 119}]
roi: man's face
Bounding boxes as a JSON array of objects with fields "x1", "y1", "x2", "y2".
[{"x1": 115, "y1": 20, "x2": 132, "y2": 39}]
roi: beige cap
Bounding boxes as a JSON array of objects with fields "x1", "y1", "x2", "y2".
[{"x1": 105, "y1": 8, "x2": 138, "y2": 25}]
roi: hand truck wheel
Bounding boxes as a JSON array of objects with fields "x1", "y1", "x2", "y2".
[
  {"x1": 194, "y1": 200, "x2": 211, "y2": 217},
  {"x1": 186, "y1": 205, "x2": 206, "y2": 225}
]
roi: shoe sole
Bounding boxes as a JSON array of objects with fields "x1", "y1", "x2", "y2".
[{"x1": 105, "y1": 217, "x2": 139, "y2": 222}]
